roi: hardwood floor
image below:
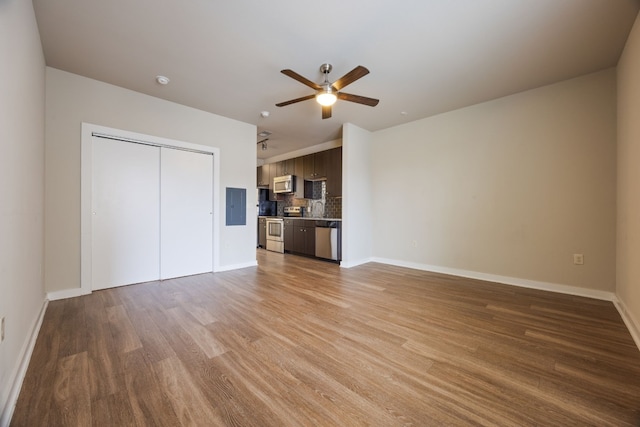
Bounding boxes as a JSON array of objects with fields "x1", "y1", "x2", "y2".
[{"x1": 11, "y1": 250, "x2": 640, "y2": 426}]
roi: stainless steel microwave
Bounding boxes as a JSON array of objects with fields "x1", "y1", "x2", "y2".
[{"x1": 273, "y1": 175, "x2": 294, "y2": 193}]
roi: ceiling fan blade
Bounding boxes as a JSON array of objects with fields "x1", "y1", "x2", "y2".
[
  {"x1": 281, "y1": 69, "x2": 322, "y2": 90},
  {"x1": 322, "y1": 105, "x2": 332, "y2": 119},
  {"x1": 331, "y1": 65, "x2": 369, "y2": 91},
  {"x1": 276, "y1": 94, "x2": 316, "y2": 107},
  {"x1": 337, "y1": 92, "x2": 379, "y2": 107}
]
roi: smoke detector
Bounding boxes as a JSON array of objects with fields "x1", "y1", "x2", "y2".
[{"x1": 155, "y1": 75, "x2": 170, "y2": 85}]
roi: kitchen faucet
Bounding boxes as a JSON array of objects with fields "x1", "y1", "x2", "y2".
[{"x1": 309, "y1": 199, "x2": 325, "y2": 218}]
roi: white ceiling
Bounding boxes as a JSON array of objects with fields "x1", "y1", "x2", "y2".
[{"x1": 33, "y1": 0, "x2": 639, "y2": 160}]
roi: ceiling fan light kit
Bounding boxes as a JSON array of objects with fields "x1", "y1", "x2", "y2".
[
  {"x1": 276, "y1": 63, "x2": 379, "y2": 119},
  {"x1": 316, "y1": 63, "x2": 337, "y2": 106},
  {"x1": 316, "y1": 91, "x2": 337, "y2": 106}
]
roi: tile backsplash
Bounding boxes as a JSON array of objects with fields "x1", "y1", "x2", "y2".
[
  {"x1": 274, "y1": 181, "x2": 341, "y2": 218},
  {"x1": 324, "y1": 195, "x2": 342, "y2": 219}
]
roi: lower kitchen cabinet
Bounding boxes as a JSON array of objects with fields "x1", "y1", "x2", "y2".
[
  {"x1": 258, "y1": 217, "x2": 266, "y2": 248},
  {"x1": 303, "y1": 221, "x2": 316, "y2": 255},
  {"x1": 284, "y1": 219, "x2": 295, "y2": 250},
  {"x1": 285, "y1": 219, "x2": 315, "y2": 256}
]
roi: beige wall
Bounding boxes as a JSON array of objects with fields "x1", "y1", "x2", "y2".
[
  {"x1": 0, "y1": 0, "x2": 46, "y2": 422},
  {"x1": 617, "y1": 14, "x2": 640, "y2": 337},
  {"x1": 371, "y1": 69, "x2": 617, "y2": 293},
  {"x1": 45, "y1": 68, "x2": 257, "y2": 294}
]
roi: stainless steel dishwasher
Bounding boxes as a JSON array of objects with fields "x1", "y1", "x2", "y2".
[{"x1": 315, "y1": 220, "x2": 341, "y2": 261}]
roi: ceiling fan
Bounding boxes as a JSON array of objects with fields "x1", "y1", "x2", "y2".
[{"x1": 275, "y1": 64, "x2": 379, "y2": 119}]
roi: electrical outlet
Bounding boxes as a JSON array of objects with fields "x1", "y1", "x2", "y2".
[
  {"x1": 1, "y1": 317, "x2": 4, "y2": 342},
  {"x1": 573, "y1": 254, "x2": 584, "y2": 265},
  {"x1": 412, "y1": 240, "x2": 418, "y2": 248}
]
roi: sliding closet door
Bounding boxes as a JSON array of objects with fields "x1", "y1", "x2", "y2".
[
  {"x1": 91, "y1": 138, "x2": 160, "y2": 290},
  {"x1": 160, "y1": 148, "x2": 213, "y2": 279}
]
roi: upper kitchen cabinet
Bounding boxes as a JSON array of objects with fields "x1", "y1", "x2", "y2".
[
  {"x1": 267, "y1": 163, "x2": 277, "y2": 201},
  {"x1": 303, "y1": 150, "x2": 328, "y2": 180},
  {"x1": 257, "y1": 164, "x2": 277, "y2": 201},
  {"x1": 257, "y1": 146, "x2": 341, "y2": 199},
  {"x1": 302, "y1": 154, "x2": 314, "y2": 180},
  {"x1": 294, "y1": 157, "x2": 304, "y2": 178},
  {"x1": 326, "y1": 147, "x2": 342, "y2": 198},
  {"x1": 276, "y1": 158, "x2": 296, "y2": 177},
  {"x1": 293, "y1": 157, "x2": 305, "y2": 198},
  {"x1": 257, "y1": 164, "x2": 270, "y2": 187}
]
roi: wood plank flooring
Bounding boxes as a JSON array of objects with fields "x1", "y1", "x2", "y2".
[{"x1": 11, "y1": 250, "x2": 640, "y2": 426}]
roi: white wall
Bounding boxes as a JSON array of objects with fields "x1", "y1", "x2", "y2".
[
  {"x1": 341, "y1": 124, "x2": 374, "y2": 267},
  {"x1": 0, "y1": 0, "x2": 46, "y2": 423},
  {"x1": 617, "y1": 13, "x2": 640, "y2": 343},
  {"x1": 45, "y1": 68, "x2": 257, "y2": 295},
  {"x1": 371, "y1": 70, "x2": 617, "y2": 295}
]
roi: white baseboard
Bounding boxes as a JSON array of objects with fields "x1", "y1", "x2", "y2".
[
  {"x1": 47, "y1": 287, "x2": 86, "y2": 301},
  {"x1": 370, "y1": 258, "x2": 640, "y2": 350},
  {"x1": 614, "y1": 297, "x2": 640, "y2": 352},
  {"x1": 215, "y1": 260, "x2": 258, "y2": 272},
  {"x1": 1, "y1": 299, "x2": 48, "y2": 427},
  {"x1": 339, "y1": 257, "x2": 374, "y2": 269},
  {"x1": 370, "y1": 257, "x2": 617, "y2": 302}
]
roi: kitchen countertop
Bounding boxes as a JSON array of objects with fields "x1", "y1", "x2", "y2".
[
  {"x1": 259, "y1": 216, "x2": 342, "y2": 221},
  {"x1": 285, "y1": 217, "x2": 342, "y2": 221}
]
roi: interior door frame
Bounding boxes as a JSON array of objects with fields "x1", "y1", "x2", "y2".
[{"x1": 80, "y1": 122, "x2": 220, "y2": 295}]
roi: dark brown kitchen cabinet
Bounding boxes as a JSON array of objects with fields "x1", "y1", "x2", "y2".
[
  {"x1": 257, "y1": 164, "x2": 270, "y2": 187},
  {"x1": 284, "y1": 219, "x2": 295, "y2": 250},
  {"x1": 258, "y1": 163, "x2": 278, "y2": 190},
  {"x1": 326, "y1": 147, "x2": 342, "y2": 197},
  {"x1": 303, "y1": 221, "x2": 316, "y2": 255},
  {"x1": 316, "y1": 150, "x2": 329, "y2": 178},
  {"x1": 289, "y1": 220, "x2": 315, "y2": 256},
  {"x1": 303, "y1": 151, "x2": 328, "y2": 180},
  {"x1": 258, "y1": 147, "x2": 341, "y2": 200},
  {"x1": 294, "y1": 157, "x2": 304, "y2": 177},
  {"x1": 266, "y1": 163, "x2": 278, "y2": 201},
  {"x1": 274, "y1": 161, "x2": 283, "y2": 177},
  {"x1": 276, "y1": 158, "x2": 296, "y2": 177},
  {"x1": 258, "y1": 217, "x2": 267, "y2": 248},
  {"x1": 302, "y1": 154, "x2": 314, "y2": 180},
  {"x1": 292, "y1": 157, "x2": 305, "y2": 199},
  {"x1": 292, "y1": 221, "x2": 306, "y2": 254}
]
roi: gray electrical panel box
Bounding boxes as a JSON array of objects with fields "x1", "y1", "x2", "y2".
[{"x1": 226, "y1": 187, "x2": 246, "y2": 226}]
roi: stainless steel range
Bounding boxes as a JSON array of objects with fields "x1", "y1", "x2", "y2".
[
  {"x1": 265, "y1": 217, "x2": 284, "y2": 253},
  {"x1": 284, "y1": 206, "x2": 304, "y2": 217}
]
